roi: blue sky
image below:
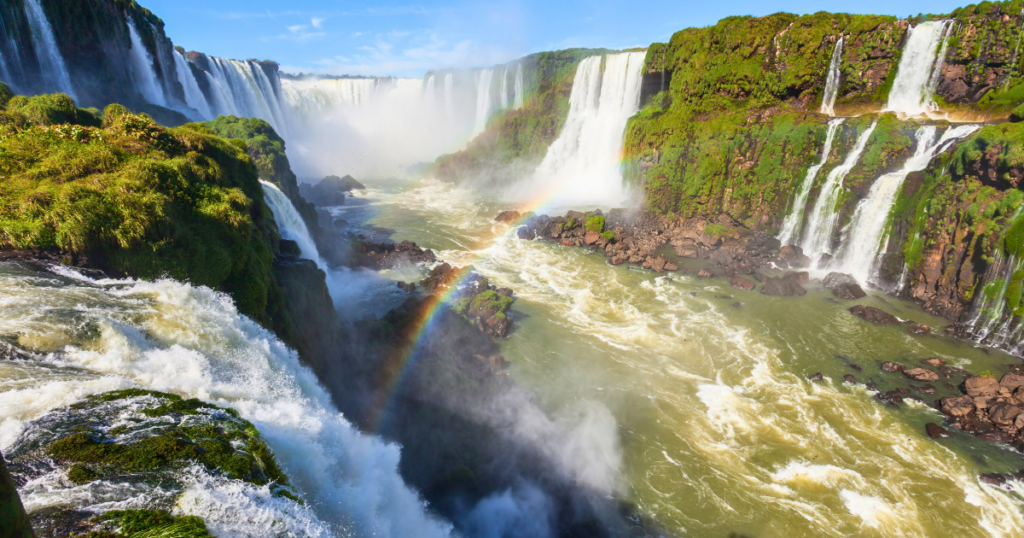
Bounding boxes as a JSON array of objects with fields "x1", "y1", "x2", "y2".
[{"x1": 144, "y1": 0, "x2": 974, "y2": 76}]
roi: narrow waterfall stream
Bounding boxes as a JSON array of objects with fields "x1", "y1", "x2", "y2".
[
  {"x1": 127, "y1": 20, "x2": 167, "y2": 107},
  {"x1": 820, "y1": 37, "x2": 844, "y2": 116},
  {"x1": 22, "y1": 0, "x2": 75, "y2": 98},
  {"x1": 834, "y1": 124, "x2": 980, "y2": 285},
  {"x1": 777, "y1": 118, "x2": 844, "y2": 246},
  {"x1": 800, "y1": 121, "x2": 878, "y2": 265},
  {"x1": 884, "y1": 20, "x2": 953, "y2": 116}
]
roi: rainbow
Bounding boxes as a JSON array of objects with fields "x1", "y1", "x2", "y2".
[{"x1": 368, "y1": 158, "x2": 630, "y2": 429}]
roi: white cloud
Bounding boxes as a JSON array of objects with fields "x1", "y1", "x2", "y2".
[{"x1": 311, "y1": 17, "x2": 325, "y2": 28}]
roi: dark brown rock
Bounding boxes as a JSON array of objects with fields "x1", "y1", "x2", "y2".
[
  {"x1": 876, "y1": 390, "x2": 904, "y2": 406},
  {"x1": 988, "y1": 403, "x2": 1022, "y2": 426},
  {"x1": 1000, "y1": 373, "x2": 1024, "y2": 391},
  {"x1": 822, "y1": 272, "x2": 867, "y2": 299},
  {"x1": 809, "y1": 372, "x2": 824, "y2": 381},
  {"x1": 760, "y1": 277, "x2": 806, "y2": 296},
  {"x1": 849, "y1": 305, "x2": 900, "y2": 324},
  {"x1": 782, "y1": 271, "x2": 809, "y2": 285},
  {"x1": 881, "y1": 361, "x2": 905, "y2": 373},
  {"x1": 965, "y1": 375, "x2": 1000, "y2": 397},
  {"x1": 922, "y1": 357, "x2": 946, "y2": 368},
  {"x1": 843, "y1": 374, "x2": 857, "y2": 384},
  {"x1": 926, "y1": 423, "x2": 951, "y2": 439},
  {"x1": 904, "y1": 368, "x2": 939, "y2": 382},
  {"x1": 940, "y1": 395, "x2": 976, "y2": 417},
  {"x1": 730, "y1": 276, "x2": 757, "y2": 291},
  {"x1": 495, "y1": 210, "x2": 522, "y2": 223},
  {"x1": 906, "y1": 323, "x2": 931, "y2": 335}
]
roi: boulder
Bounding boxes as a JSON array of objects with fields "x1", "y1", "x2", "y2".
[
  {"x1": 922, "y1": 358, "x2": 946, "y2": 368},
  {"x1": 822, "y1": 272, "x2": 867, "y2": 300},
  {"x1": 1000, "y1": 373, "x2": 1024, "y2": 391},
  {"x1": 495, "y1": 210, "x2": 521, "y2": 223},
  {"x1": 730, "y1": 276, "x2": 757, "y2": 291},
  {"x1": 876, "y1": 390, "x2": 904, "y2": 406},
  {"x1": 940, "y1": 395, "x2": 976, "y2": 417},
  {"x1": 926, "y1": 423, "x2": 951, "y2": 439},
  {"x1": 760, "y1": 277, "x2": 806, "y2": 296},
  {"x1": 903, "y1": 368, "x2": 939, "y2": 382},
  {"x1": 906, "y1": 323, "x2": 931, "y2": 335},
  {"x1": 881, "y1": 361, "x2": 905, "y2": 373},
  {"x1": 697, "y1": 268, "x2": 714, "y2": 278},
  {"x1": 809, "y1": 372, "x2": 824, "y2": 381},
  {"x1": 664, "y1": 262, "x2": 679, "y2": 271},
  {"x1": 584, "y1": 230, "x2": 601, "y2": 245},
  {"x1": 988, "y1": 403, "x2": 1022, "y2": 426},
  {"x1": 651, "y1": 256, "x2": 667, "y2": 273},
  {"x1": 848, "y1": 305, "x2": 900, "y2": 324},
  {"x1": 782, "y1": 271, "x2": 809, "y2": 285},
  {"x1": 965, "y1": 375, "x2": 1000, "y2": 397},
  {"x1": 843, "y1": 374, "x2": 857, "y2": 384}
]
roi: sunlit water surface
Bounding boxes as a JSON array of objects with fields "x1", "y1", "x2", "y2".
[{"x1": 337, "y1": 177, "x2": 1024, "y2": 537}]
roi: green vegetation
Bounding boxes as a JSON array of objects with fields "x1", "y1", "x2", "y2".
[
  {"x1": 52, "y1": 390, "x2": 291, "y2": 490},
  {"x1": 584, "y1": 215, "x2": 606, "y2": 232},
  {"x1": 0, "y1": 89, "x2": 282, "y2": 322},
  {"x1": 82, "y1": 509, "x2": 213, "y2": 538},
  {"x1": 703, "y1": 223, "x2": 731, "y2": 239}
]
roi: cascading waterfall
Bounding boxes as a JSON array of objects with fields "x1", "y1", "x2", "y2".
[
  {"x1": 511, "y1": 52, "x2": 645, "y2": 206},
  {"x1": 835, "y1": 123, "x2": 980, "y2": 284},
  {"x1": 513, "y1": 63, "x2": 524, "y2": 109},
  {"x1": 205, "y1": 57, "x2": 287, "y2": 135},
  {"x1": 800, "y1": 121, "x2": 877, "y2": 264},
  {"x1": 260, "y1": 181, "x2": 323, "y2": 269},
  {"x1": 472, "y1": 68, "x2": 494, "y2": 137},
  {"x1": 777, "y1": 118, "x2": 844, "y2": 246},
  {"x1": 22, "y1": 0, "x2": 75, "y2": 98},
  {"x1": 425, "y1": 74, "x2": 436, "y2": 104},
  {"x1": 172, "y1": 50, "x2": 212, "y2": 119},
  {"x1": 965, "y1": 252, "x2": 1024, "y2": 355},
  {"x1": 127, "y1": 20, "x2": 167, "y2": 107},
  {"x1": 0, "y1": 264, "x2": 454, "y2": 538},
  {"x1": 885, "y1": 20, "x2": 953, "y2": 116},
  {"x1": 500, "y1": 68, "x2": 509, "y2": 109},
  {"x1": 820, "y1": 37, "x2": 843, "y2": 116}
]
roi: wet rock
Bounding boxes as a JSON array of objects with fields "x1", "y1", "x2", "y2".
[
  {"x1": 782, "y1": 271, "x2": 809, "y2": 285},
  {"x1": 988, "y1": 403, "x2": 1022, "y2": 426},
  {"x1": 495, "y1": 210, "x2": 521, "y2": 223},
  {"x1": 584, "y1": 230, "x2": 601, "y2": 245},
  {"x1": 978, "y1": 431, "x2": 1014, "y2": 443},
  {"x1": 906, "y1": 323, "x2": 931, "y2": 335},
  {"x1": 778, "y1": 245, "x2": 810, "y2": 267},
  {"x1": 922, "y1": 358, "x2": 946, "y2": 368},
  {"x1": 848, "y1": 305, "x2": 900, "y2": 324},
  {"x1": 664, "y1": 262, "x2": 679, "y2": 271},
  {"x1": 731, "y1": 302, "x2": 742, "y2": 308},
  {"x1": 1000, "y1": 374, "x2": 1024, "y2": 392},
  {"x1": 822, "y1": 272, "x2": 867, "y2": 299},
  {"x1": 760, "y1": 277, "x2": 806, "y2": 296},
  {"x1": 730, "y1": 276, "x2": 757, "y2": 291},
  {"x1": 965, "y1": 375, "x2": 1000, "y2": 398},
  {"x1": 941, "y1": 395, "x2": 976, "y2": 417},
  {"x1": 980, "y1": 470, "x2": 1024, "y2": 487},
  {"x1": 397, "y1": 281, "x2": 416, "y2": 293},
  {"x1": 881, "y1": 361, "x2": 905, "y2": 373},
  {"x1": 926, "y1": 423, "x2": 951, "y2": 439},
  {"x1": 904, "y1": 368, "x2": 939, "y2": 382},
  {"x1": 843, "y1": 374, "x2": 857, "y2": 384},
  {"x1": 809, "y1": 372, "x2": 824, "y2": 381},
  {"x1": 689, "y1": 292, "x2": 698, "y2": 298},
  {"x1": 517, "y1": 227, "x2": 534, "y2": 240},
  {"x1": 278, "y1": 239, "x2": 302, "y2": 258},
  {"x1": 697, "y1": 268, "x2": 714, "y2": 278},
  {"x1": 914, "y1": 384, "x2": 936, "y2": 395},
  {"x1": 651, "y1": 256, "x2": 668, "y2": 273},
  {"x1": 420, "y1": 263, "x2": 462, "y2": 292},
  {"x1": 876, "y1": 390, "x2": 904, "y2": 406}
]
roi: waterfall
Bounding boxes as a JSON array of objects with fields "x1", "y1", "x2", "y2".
[
  {"x1": 424, "y1": 74, "x2": 436, "y2": 104},
  {"x1": 261, "y1": 180, "x2": 324, "y2": 270},
  {"x1": 205, "y1": 58, "x2": 286, "y2": 135},
  {"x1": 0, "y1": 264, "x2": 454, "y2": 538},
  {"x1": 471, "y1": 68, "x2": 494, "y2": 137},
  {"x1": 835, "y1": 123, "x2": 980, "y2": 284},
  {"x1": 513, "y1": 63, "x2": 524, "y2": 109},
  {"x1": 885, "y1": 20, "x2": 953, "y2": 116},
  {"x1": 127, "y1": 20, "x2": 167, "y2": 107},
  {"x1": 500, "y1": 68, "x2": 509, "y2": 109},
  {"x1": 799, "y1": 121, "x2": 878, "y2": 264},
  {"x1": 23, "y1": 0, "x2": 74, "y2": 98},
  {"x1": 511, "y1": 52, "x2": 645, "y2": 206},
  {"x1": 173, "y1": 50, "x2": 212, "y2": 119},
  {"x1": 444, "y1": 72, "x2": 454, "y2": 114},
  {"x1": 965, "y1": 252, "x2": 1024, "y2": 355},
  {"x1": 777, "y1": 119, "x2": 844, "y2": 246},
  {"x1": 820, "y1": 38, "x2": 843, "y2": 116}
]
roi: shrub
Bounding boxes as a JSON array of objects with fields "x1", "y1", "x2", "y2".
[
  {"x1": 584, "y1": 215, "x2": 606, "y2": 232},
  {"x1": 1011, "y1": 103, "x2": 1024, "y2": 123},
  {"x1": 7, "y1": 93, "x2": 78, "y2": 125}
]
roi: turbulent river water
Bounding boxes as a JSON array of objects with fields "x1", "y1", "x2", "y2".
[
  {"x1": 4, "y1": 175, "x2": 1024, "y2": 538},
  {"x1": 331, "y1": 177, "x2": 1024, "y2": 537}
]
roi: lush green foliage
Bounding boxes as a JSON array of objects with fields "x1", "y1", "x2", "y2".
[
  {"x1": 584, "y1": 215, "x2": 606, "y2": 232},
  {"x1": 0, "y1": 93, "x2": 279, "y2": 321}
]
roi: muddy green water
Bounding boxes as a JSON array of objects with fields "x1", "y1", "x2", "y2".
[{"x1": 337, "y1": 177, "x2": 1024, "y2": 537}]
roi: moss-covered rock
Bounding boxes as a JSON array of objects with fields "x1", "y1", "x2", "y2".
[{"x1": 1, "y1": 449, "x2": 35, "y2": 538}]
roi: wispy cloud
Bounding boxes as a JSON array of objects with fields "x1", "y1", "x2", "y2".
[{"x1": 311, "y1": 17, "x2": 325, "y2": 28}]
